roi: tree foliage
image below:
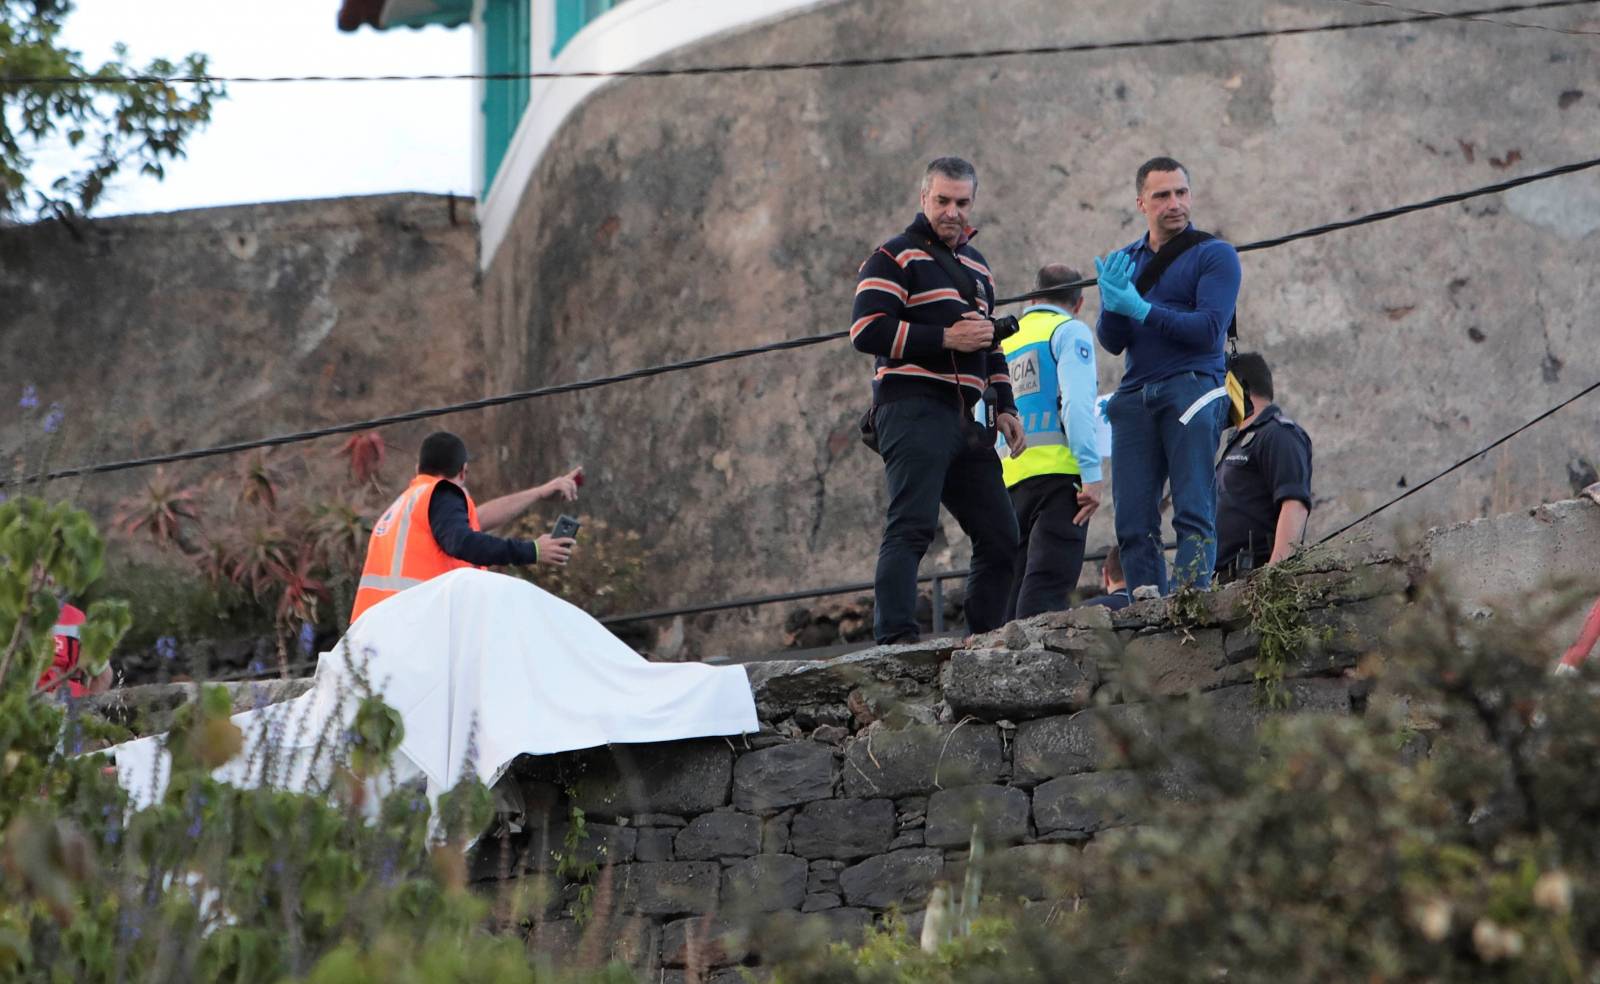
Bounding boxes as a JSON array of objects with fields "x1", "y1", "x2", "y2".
[
  {"x1": 0, "y1": 0, "x2": 223, "y2": 221},
  {"x1": 0, "y1": 496, "x2": 629, "y2": 982}
]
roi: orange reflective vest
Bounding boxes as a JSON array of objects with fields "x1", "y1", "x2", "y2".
[{"x1": 350, "y1": 475, "x2": 483, "y2": 623}]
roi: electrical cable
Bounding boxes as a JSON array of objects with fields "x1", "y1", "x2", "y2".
[
  {"x1": 7, "y1": 153, "x2": 1597, "y2": 489},
  {"x1": 994, "y1": 153, "x2": 1600, "y2": 306},
  {"x1": 2, "y1": 0, "x2": 1593, "y2": 87},
  {"x1": 163, "y1": 371, "x2": 1600, "y2": 682},
  {"x1": 198, "y1": 542, "x2": 1146, "y2": 682},
  {"x1": 140, "y1": 377, "x2": 1600, "y2": 684},
  {"x1": 1333, "y1": 0, "x2": 1600, "y2": 35},
  {"x1": 1315, "y1": 376, "x2": 1600, "y2": 545},
  {"x1": 3, "y1": 332, "x2": 850, "y2": 485}
]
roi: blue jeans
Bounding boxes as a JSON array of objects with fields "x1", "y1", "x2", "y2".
[
  {"x1": 1107, "y1": 372, "x2": 1228, "y2": 595},
  {"x1": 873, "y1": 396, "x2": 1019, "y2": 643}
]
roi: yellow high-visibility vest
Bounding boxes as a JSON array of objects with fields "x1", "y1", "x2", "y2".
[{"x1": 999, "y1": 309, "x2": 1082, "y2": 487}]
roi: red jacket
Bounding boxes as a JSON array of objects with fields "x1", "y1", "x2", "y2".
[{"x1": 38, "y1": 603, "x2": 89, "y2": 698}]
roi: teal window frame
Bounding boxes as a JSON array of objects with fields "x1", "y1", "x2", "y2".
[
  {"x1": 553, "y1": 0, "x2": 625, "y2": 56},
  {"x1": 481, "y1": 0, "x2": 531, "y2": 193},
  {"x1": 383, "y1": 0, "x2": 472, "y2": 29}
]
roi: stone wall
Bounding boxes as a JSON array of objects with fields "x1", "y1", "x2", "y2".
[
  {"x1": 465, "y1": 551, "x2": 1408, "y2": 979},
  {"x1": 87, "y1": 495, "x2": 1600, "y2": 976},
  {"x1": 481, "y1": 0, "x2": 1600, "y2": 655},
  {"x1": 0, "y1": 194, "x2": 492, "y2": 525}
]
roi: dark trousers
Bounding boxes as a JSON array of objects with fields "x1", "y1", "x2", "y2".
[
  {"x1": 1004, "y1": 473, "x2": 1088, "y2": 622},
  {"x1": 873, "y1": 396, "x2": 1019, "y2": 643}
]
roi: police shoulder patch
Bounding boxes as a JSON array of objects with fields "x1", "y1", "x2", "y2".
[{"x1": 1074, "y1": 340, "x2": 1093, "y2": 365}]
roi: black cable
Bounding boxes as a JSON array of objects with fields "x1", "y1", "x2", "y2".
[
  {"x1": 597, "y1": 547, "x2": 1124, "y2": 627},
  {"x1": 3, "y1": 0, "x2": 1593, "y2": 87},
  {"x1": 1, "y1": 331, "x2": 848, "y2": 485},
  {"x1": 1333, "y1": 0, "x2": 1600, "y2": 35},
  {"x1": 995, "y1": 154, "x2": 1600, "y2": 306},
  {"x1": 1316, "y1": 377, "x2": 1600, "y2": 545},
  {"x1": 200, "y1": 542, "x2": 1140, "y2": 682},
  {"x1": 8, "y1": 153, "x2": 1597, "y2": 489}
]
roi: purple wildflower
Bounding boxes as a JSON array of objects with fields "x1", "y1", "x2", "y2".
[
  {"x1": 18, "y1": 385, "x2": 37, "y2": 410},
  {"x1": 155, "y1": 636, "x2": 178, "y2": 662},
  {"x1": 42, "y1": 403, "x2": 63, "y2": 433},
  {"x1": 248, "y1": 659, "x2": 264, "y2": 675}
]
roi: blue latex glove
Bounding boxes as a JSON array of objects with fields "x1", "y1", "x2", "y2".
[{"x1": 1094, "y1": 252, "x2": 1151, "y2": 323}]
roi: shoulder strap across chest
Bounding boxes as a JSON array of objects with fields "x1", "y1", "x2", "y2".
[
  {"x1": 915, "y1": 233, "x2": 980, "y2": 309},
  {"x1": 1133, "y1": 228, "x2": 1237, "y2": 342}
]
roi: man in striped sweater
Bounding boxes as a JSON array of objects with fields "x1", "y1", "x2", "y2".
[{"x1": 851, "y1": 157, "x2": 1025, "y2": 644}]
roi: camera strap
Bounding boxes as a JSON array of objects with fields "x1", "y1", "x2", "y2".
[
  {"x1": 916, "y1": 233, "x2": 981, "y2": 310},
  {"x1": 915, "y1": 234, "x2": 992, "y2": 429}
]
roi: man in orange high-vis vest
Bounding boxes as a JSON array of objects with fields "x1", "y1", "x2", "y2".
[{"x1": 350, "y1": 431, "x2": 581, "y2": 623}]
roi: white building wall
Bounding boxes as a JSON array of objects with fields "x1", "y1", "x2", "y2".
[{"x1": 473, "y1": 0, "x2": 833, "y2": 269}]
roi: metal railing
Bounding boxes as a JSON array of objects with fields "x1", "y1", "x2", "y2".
[{"x1": 600, "y1": 544, "x2": 1129, "y2": 634}]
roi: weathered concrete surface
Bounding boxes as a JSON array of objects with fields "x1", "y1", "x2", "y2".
[
  {"x1": 0, "y1": 194, "x2": 488, "y2": 528},
  {"x1": 481, "y1": 0, "x2": 1600, "y2": 655},
  {"x1": 1422, "y1": 496, "x2": 1600, "y2": 645}
]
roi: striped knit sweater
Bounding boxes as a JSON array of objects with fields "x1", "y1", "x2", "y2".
[{"x1": 850, "y1": 213, "x2": 1016, "y2": 414}]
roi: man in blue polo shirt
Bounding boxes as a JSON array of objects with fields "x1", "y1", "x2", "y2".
[{"x1": 1094, "y1": 157, "x2": 1242, "y2": 595}]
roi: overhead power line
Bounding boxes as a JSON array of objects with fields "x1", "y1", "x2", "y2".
[
  {"x1": 1317, "y1": 376, "x2": 1600, "y2": 544},
  {"x1": 1334, "y1": 0, "x2": 1600, "y2": 35},
  {"x1": 995, "y1": 154, "x2": 1600, "y2": 304},
  {"x1": 1, "y1": 0, "x2": 1594, "y2": 87},
  {"x1": 5, "y1": 153, "x2": 1597, "y2": 490}
]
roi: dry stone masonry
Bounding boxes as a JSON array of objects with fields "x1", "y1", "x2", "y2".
[{"x1": 469, "y1": 549, "x2": 1411, "y2": 980}]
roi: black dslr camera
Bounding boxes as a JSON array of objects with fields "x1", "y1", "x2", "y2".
[{"x1": 992, "y1": 314, "x2": 1020, "y2": 342}]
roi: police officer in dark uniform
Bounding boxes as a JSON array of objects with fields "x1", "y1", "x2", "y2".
[{"x1": 1215, "y1": 352, "x2": 1313, "y2": 579}]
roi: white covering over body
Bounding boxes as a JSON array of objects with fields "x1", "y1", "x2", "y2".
[{"x1": 112, "y1": 569, "x2": 759, "y2": 810}]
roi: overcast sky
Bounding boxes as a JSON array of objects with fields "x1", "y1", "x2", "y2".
[{"x1": 27, "y1": 0, "x2": 475, "y2": 217}]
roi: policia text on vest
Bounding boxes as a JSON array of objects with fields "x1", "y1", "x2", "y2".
[{"x1": 994, "y1": 299, "x2": 1104, "y2": 622}]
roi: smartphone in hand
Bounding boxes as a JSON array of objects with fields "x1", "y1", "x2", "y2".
[{"x1": 551, "y1": 514, "x2": 581, "y2": 540}]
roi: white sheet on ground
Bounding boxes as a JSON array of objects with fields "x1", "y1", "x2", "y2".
[{"x1": 111, "y1": 569, "x2": 759, "y2": 812}]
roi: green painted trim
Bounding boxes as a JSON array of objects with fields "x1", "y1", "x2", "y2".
[
  {"x1": 553, "y1": 0, "x2": 583, "y2": 55},
  {"x1": 383, "y1": 0, "x2": 472, "y2": 29},
  {"x1": 553, "y1": 0, "x2": 623, "y2": 56},
  {"x1": 482, "y1": 0, "x2": 531, "y2": 192}
]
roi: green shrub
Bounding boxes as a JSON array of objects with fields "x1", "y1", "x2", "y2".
[{"x1": 0, "y1": 495, "x2": 632, "y2": 982}]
